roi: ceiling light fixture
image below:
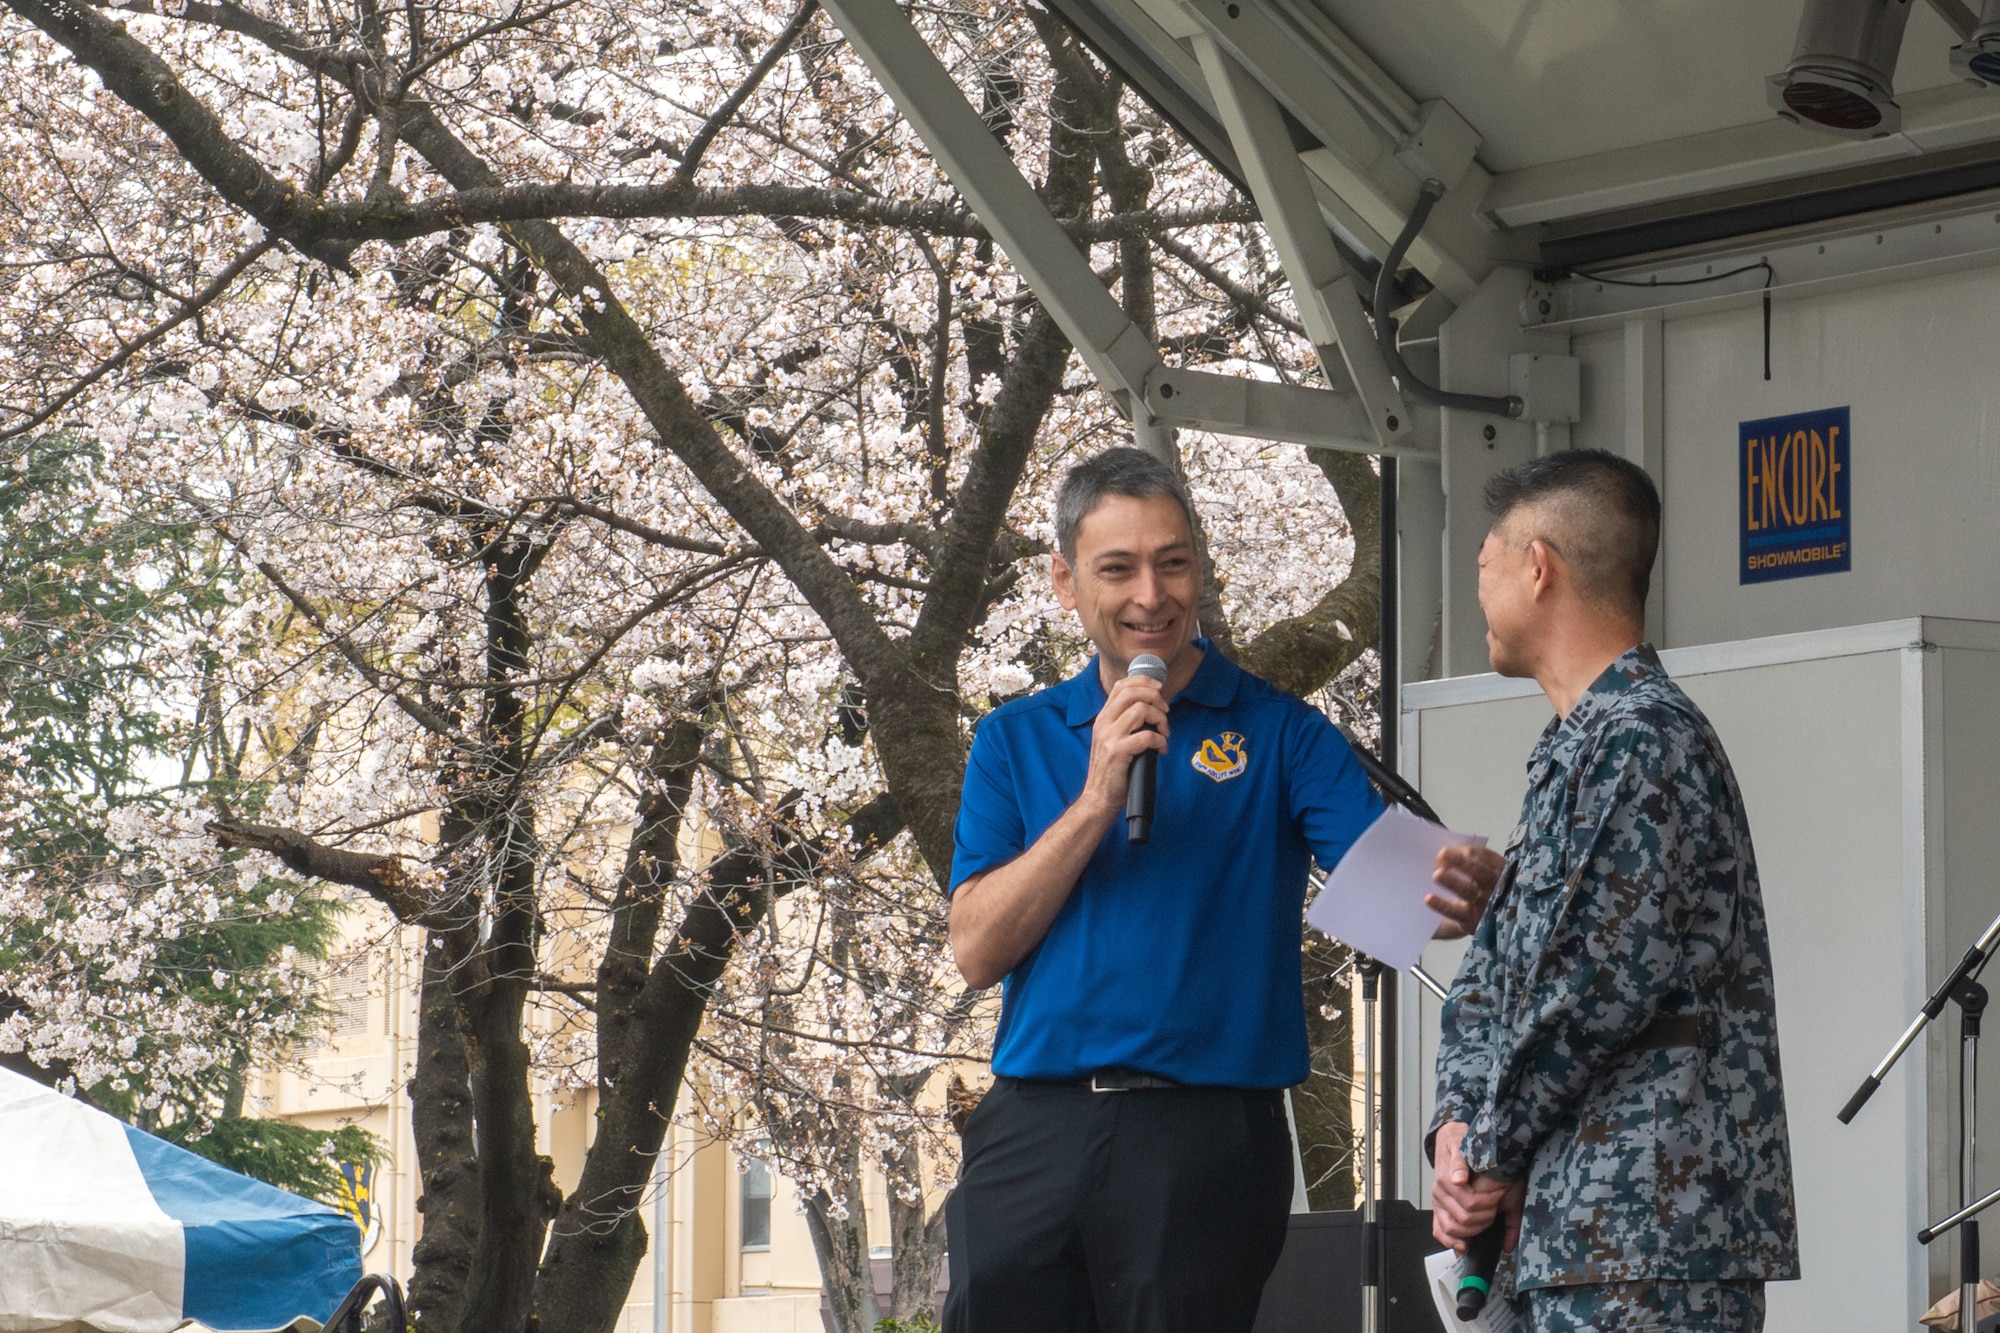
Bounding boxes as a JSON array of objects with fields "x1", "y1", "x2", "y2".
[
  {"x1": 1767, "y1": 0, "x2": 1914, "y2": 138},
  {"x1": 1951, "y1": 0, "x2": 2000, "y2": 85}
]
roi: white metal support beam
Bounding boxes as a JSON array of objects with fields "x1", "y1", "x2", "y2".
[
  {"x1": 1437, "y1": 269, "x2": 1570, "y2": 677},
  {"x1": 1194, "y1": 35, "x2": 1415, "y2": 450},
  {"x1": 817, "y1": 0, "x2": 1422, "y2": 459},
  {"x1": 1142, "y1": 367, "x2": 1431, "y2": 457},
  {"x1": 1173, "y1": 0, "x2": 1512, "y2": 302},
  {"x1": 819, "y1": 0, "x2": 1156, "y2": 431},
  {"x1": 1622, "y1": 317, "x2": 1665, "y2": 647},
  {"x1": 1523, "y1": 196, "x2": 2000, "y2": 334}
]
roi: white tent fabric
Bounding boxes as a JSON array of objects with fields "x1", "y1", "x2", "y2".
[
  {"x1": 0, "y1": 1069, "x2": 359, "y2": 1333},
  {"x1": 0, "y1": 1071, "x2": 184, "y2": 1332}
]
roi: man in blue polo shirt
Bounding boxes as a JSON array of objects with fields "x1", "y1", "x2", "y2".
[{"x1": 942, "y1": 447, "x2": 1498, "y2": 1332}]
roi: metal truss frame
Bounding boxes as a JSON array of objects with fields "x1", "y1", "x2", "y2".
[
  {"x1": 1194, "y1": 35, "x2": 1416, "y2": 450},
  {"x1": 1153, "y1": 0, "x2": 1514, "y2": 302},
  {"x1": 818, "y1": 0, "x2": 1428, "y2": 457}
]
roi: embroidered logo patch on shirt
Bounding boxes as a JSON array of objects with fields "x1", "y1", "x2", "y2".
[{"x1": 1192, "y1": 731, "x2": 1248, "y2": 782}]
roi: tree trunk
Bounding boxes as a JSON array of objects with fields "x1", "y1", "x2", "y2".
[
  {"x1": 877, "y1": 1070, "x2": 947, "y2": 1320},
  {"x1": 453, "y1": 944, "x2": 553, "y2": 1333},
  {"x1": 885, "y1": 1146, "x2": 947, "y2": 1319},
  {"x1": 448, "y1": 543, "x2": 561, "y2": 1333},
  {"x1": 532, "y1": 715, "x2": 702, "y2": 1333},
  {"x1": 1294, "y1": 936, "x2": 1357, "y2": 1211},
  {"x1": 804, "y1": 1165, "x2": 882, "y2": 1333},
  {"x1": 862, "y1": 677, "x2": 973, "y2": 885},
  {"x1": 535, "y1": 791, "x2": 905, "y2": 1333},
  {"x1": 406, "y1": 944, "x2": 482, "y2": 1333}
]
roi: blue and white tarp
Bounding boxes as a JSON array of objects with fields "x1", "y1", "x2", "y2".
[{"x1": 0, "y1": 1068, "x2": 361, "y2": 1333}]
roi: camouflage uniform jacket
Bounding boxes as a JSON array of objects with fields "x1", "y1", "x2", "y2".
[{"x1": 1430, "y1": 644, "x2": 1800, "y2": 1291}]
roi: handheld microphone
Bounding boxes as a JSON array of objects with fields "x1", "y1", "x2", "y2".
[
  {"x1": 1455, "y1": 1218, "x2": 1506, "y2": 1321},
  {"x1": 1125, "y1": 653, "x2": 1168, "y2": 844}
]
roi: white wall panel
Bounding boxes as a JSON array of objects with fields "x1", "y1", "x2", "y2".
[
  {"x1": 1680, "y1": 649, "x2": 1915, "y2": 1333},
  {"x1": 1927, "y1": 645, "x2": 2000, "y2": 1294},
  {"x1": 1659, "y1": 263, "x2": 2000, "y2": 648}
]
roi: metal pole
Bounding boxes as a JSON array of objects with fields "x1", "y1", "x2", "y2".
[
  {"x1": 1360, "y1": 957, "x2": 1381, "y2": 1333},
  {"x1": 1923, "y1": 1182, "x2": 2000, "y2": 1243},
  {"x1": 1376, "y1": 458, "x2": 1401, "y2": 1211},
  {"x1": 1379, "y1": 459, "x2": 1399, "y2": 774},
  {"x1": 1842, "y1": 905, "x2": 2000, "y2": 1124},
  {"x1": 1965, "y1": 982, "x2": 1987, "y2": 1333}
]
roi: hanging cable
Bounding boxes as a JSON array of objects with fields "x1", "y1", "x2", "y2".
[
  {"x1": 1371, "y1": 178, "x2": 1523, "y2": 419},
  {"x1": 1558, "y1": 259, "x2": 1774, "y2": 289},
  {"x1": 1556, "y1": 259, "x2": 1777, "y2": 382}
]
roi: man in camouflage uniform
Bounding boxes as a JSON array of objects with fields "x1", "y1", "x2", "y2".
[{"x1": 1429, "y1": 450, "x2": 1799, "y2": 1331}]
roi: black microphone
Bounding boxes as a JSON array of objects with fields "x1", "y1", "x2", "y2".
[
  {"x1": 1455, "y1": 1218, "x2": 1506, "y2": 1321},
  {"x1": 1125, "y1": 653, "x2": 1168, "y2": 844},
  {"x1": 1337, "y1": 725, "x2": 1444, "y2": 825}
]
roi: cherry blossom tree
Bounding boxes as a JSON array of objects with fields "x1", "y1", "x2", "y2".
[
  {"x1": 0, "y1": 0, "x2": 1383, "y2": 1327},
  {"x1": 0, "y1": 427, "x2": 372, "y2": 1198}
]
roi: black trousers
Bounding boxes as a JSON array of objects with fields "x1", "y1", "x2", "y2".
[{"x1": 942, "y1": 1076, "x2": 1294, "y2": 1333}]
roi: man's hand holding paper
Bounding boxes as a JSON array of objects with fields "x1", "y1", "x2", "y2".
[
  {"x1": 1304, "y1": 805, "x2": 1495, "y2": 974},
  {"x1": 1429, "y1": 842, "x2": 1505, "y2": 937}
]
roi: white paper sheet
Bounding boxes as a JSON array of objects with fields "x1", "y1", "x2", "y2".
[
  {"x1": 1305, "y1": 805, "x2": 1487, "y2": 974},
  {"x1": 1423, "y1": 1247, "x2": 1520, "y2": 1332}
]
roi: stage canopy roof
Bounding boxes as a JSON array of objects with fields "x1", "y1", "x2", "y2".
[{"x1": 1039, "y1": 0, "x2": 2000, "y2": 273}]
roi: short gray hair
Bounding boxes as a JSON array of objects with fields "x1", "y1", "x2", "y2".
[{"x1": 1054, "y1": 448, "x2": 1196, "y2": 563}]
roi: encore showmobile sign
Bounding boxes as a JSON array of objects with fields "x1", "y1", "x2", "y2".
[{"x1": 1738, "y1": 406, "x2": 1852, "y2": 584}]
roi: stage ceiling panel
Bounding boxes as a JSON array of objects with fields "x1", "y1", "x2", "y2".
[
  {"x1": 1046, "y1": 0, "x2": 2000, "y2": 265},
  {"x1": 1302, "y1": 0, "x2": 1968, "y2": 173}
]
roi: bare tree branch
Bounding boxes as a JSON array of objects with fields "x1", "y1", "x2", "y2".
[
  {"x1": 199, "y1": 513, "x2": 463, "y2": 738},
  {"x1": 674, "y1": 0, "x2": 821, "y2": 184},
  {"x1": 207, "y1": 818, "x2": 437, "y2": 922}
]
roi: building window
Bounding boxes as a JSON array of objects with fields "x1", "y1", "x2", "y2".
[
  {"x1": 327, "y1": 962, "x2": 368, "y2": 1037},
  {"x1": 740, "y1": 1154, "x2": 772, "y2": 1250}
]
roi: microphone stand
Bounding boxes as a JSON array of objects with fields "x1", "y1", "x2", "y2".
[
  {"x1": 1296, "y1": 890, "x2": 1446, "y2": 1333},
  {"x1": 1360, "y1": 951, "x2": 1383, "y2": 1333},
  {"x1": 1842, "y1": 906, "x2": 2000, "y2": 1332},
  {"x1": 1915, "y1": 979, "x2": 1988, "y2": 1333}
]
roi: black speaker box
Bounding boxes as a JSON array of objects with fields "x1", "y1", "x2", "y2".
[{"x1": 1252, "y1": 1200, "x2": 1447, "y2": 1333}]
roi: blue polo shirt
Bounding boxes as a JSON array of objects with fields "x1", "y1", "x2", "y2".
[{"x1": 950, "y1": 642, "x2": 1383, "y2": 1088}]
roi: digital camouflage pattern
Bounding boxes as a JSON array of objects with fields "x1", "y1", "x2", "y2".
[
  {"x1": 1523, "y1": 1277, "x2": 1766, "y2": 1331},
  {"x1": 1432, "y1": 644, "x2": 1800, "y2": 1293}
]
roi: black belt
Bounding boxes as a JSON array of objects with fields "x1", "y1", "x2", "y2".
[
  {"x1": 1063, "y1": 1070, "x2": 1184, "y2": 1092},
  {"x1": 1628, "y1": 1012, "x2": 1718, "y2": 1051}
]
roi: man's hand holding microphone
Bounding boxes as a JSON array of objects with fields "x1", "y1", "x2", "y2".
[
  {"x1": 1079, "y1": 653, "x2": 1171, "y2": 832},
  {"x1": 1122, "y1": 655, "x2": 1169, "y2": 843},
  {"x1": 946, "y1": 653, "x2": 1171, "y2": 990},
  {"x1": 1432, "y1": 1119, "x2": 1525, "y2": 1318}
]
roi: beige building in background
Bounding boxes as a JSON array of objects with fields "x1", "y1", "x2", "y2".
[{"x1": 250, "y1": 902, "x2": 913, "y2": 1333}]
